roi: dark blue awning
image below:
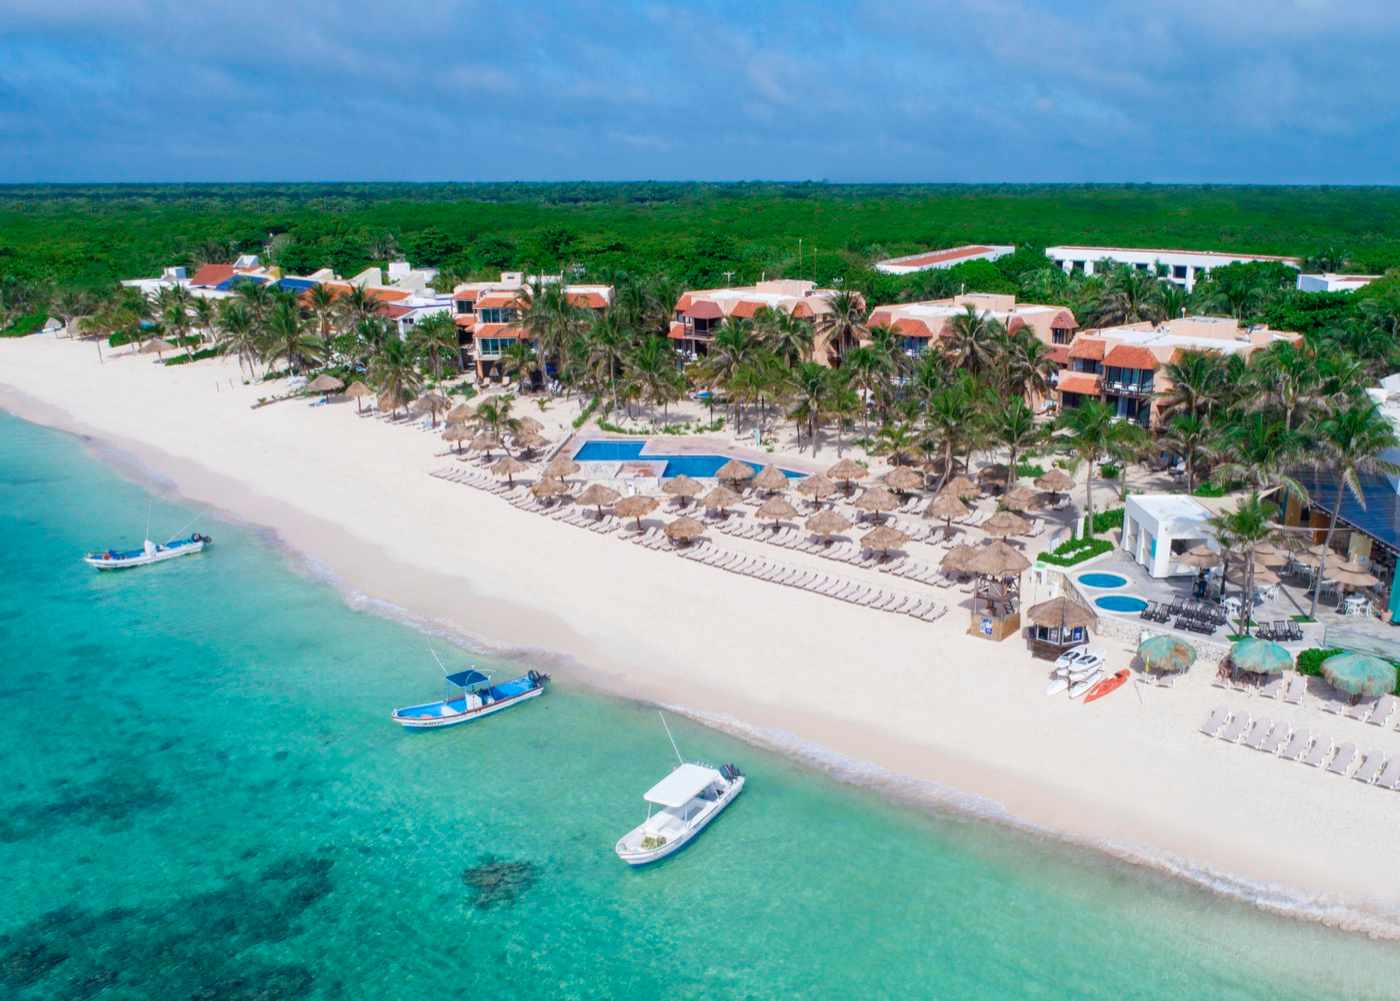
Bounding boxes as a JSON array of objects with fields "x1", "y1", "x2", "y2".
[
  {"x1": 445, "y1": 669, "x2": 491, "y2": 688},
  {"x1": 1296, "y1": 468, "x2": 1400, "y2": 554}
]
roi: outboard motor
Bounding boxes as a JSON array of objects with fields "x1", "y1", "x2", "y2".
[{"x1": 720, "y1": 764, "x2": 742, "y2": 782}]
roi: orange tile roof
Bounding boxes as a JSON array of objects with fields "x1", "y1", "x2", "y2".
[
  {"x1": 668, "y1": 321, "x2": 689, "y2": 340},
  {"x1": 1104, "y1": 345, "x2": 1159, "y2": 370},
  {"x1": 892, "y1": 317, "x2": 934, "y2": 338},
  {"x1": 454, "y1": 289, "x2": 480, "y2": 301},
  {"x1": 729, "y1": 299, "x2": 765, "y2": 319},
  {"x1": 566, "y1": 291, "x2": 609, "y2": 309},
  {"x1": 1047, "y1": 346, "x2": 1070, "y2": 366},
  {"x1": 1068, "y1": 338, "x2": 1105, "y2": 360},
  {"x1": 474, "y1": 323, "x2": 527, "y2": 339},
  {"x1": 1050, "y1": 309, "x2": 1077, "y2": 329},
  {"x1": 889, "y1": 245, "x2": 993, "y2": 268},
  {"x1": 454, "y1": 315, "x2": 476, "y2": 330},
  {"x1": 476, "y1": 291, "x2": 522, "y2": 309},
  {"x1": 684, "y1": 300, "x2": 724, "y2": 320},
  {"x1": 190, "y1": 264, "x2": 235, "y2": 287},
  {"x1": 1057, "y1": 372, "x2": 1102, "y2": 396}
]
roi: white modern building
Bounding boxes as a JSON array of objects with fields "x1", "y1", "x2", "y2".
[
  {"x1": 1121, "y1": 494, "x2": 1215, "y2": 578},
  {"x1": 1297, "y1": 272, "x2": 1380, "y2": 293},
  {"x1": 874, "y1": 244, "x2": 1014, "y2": 275},
  {"x1": 1044, "y1": 246, "x2": 1301, "y2": 292}
]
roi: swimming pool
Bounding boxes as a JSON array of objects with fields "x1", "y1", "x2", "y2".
[
  {"x1": 1094, "y1": 595, "x2": 1149, "y2": 614},
  {"x1": 1078, "y1": 572, "x2": 1129, "y2": 589},
  {"x1": 572, "y1": 440, "x2": 805, "y2": 479}
]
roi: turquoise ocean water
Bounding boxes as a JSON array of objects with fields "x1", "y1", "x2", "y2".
[{"x1": 3, "y1": 409, "x2": 1399, "y2": 1000}]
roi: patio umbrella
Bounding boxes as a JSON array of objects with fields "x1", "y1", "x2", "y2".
[
  {"x1": 445, "y1": 402, "x2": 472, "y2": 424},
  {"x1": 702, "y1": 486, "x2": 742, "y2": 513},
  {"x1": 530, "y1": 477, "x2": 569, "y2": 503},
  {"x1": 981, "y1": 510, "x2": 1031, "y2": 538},
  {"x1": 805, "y1": 509, "x2": 851, "y2": 542},
  {"x1": 883, "y1": 466, "x2": 924, "y2": 494},
  {"x1": 413, "y1": 391, "x2": 451, "y2": 425},
  {"x1": 613, "y1": 494, "x2": 659, "y2": 529},
  {"x1": 977, "y1": 463, "x2": 1009, "y2": 482},
  {"x1": 543, "y1": 455, "x2": 581, "y2": 480},
  {"x1": 796, "y1": 475, "x2": 839, "y2": 504},
  {"x1": 1035, "y1": 468, "x2": 1073, "y2": 494},
  {"x1": 943, "y1": 475, "x2": 979, "y2": 499},
  {"x1": 345, "y1": 380, "x2": 372, "y2": 413},
  {"x1": 1026, "y1": 596, "x2": 1097, "y2": 630},
  {"x1": 442, "y1": 424, "x2": 471, "y2": 452},
  {"x1": 860, "y1": 525, "x2": 910, "y2": 558},
  {"x1": 826, "y1": 458, "x2": 868, "y2": 492},
  {"x1": 468, "y1": 432, "x2": 501, "y2": 458},
  {"x1": 377, "y1": 391, "x2": 400, "y2": 415},
  {"x1": 853, "y1": 486, "x2": 899, "y2": 520},
  {"x1": 1002, "y1": 485, "x2": 1041, "y2": 512},
  {"x1": 516, "y1": 416, "x2": 545, "y2": 435},
  {"x1": 752, "y1": 465, "x2": 789, "y2": 494},
  {"x1": 664, "y1": 515, "x2": 705, "y2": 546},
  {"x1": 967, "y1": 540, "x2": 1031, "y2": 577},
  {"x1": 940, "y1": 544, "x2": 978, "y2": 574},
  {"x1": 662, "y1": 475, "x2": 703, "y2": 506},
  {"x1": 1224, "y1": 563, "x2": 1281, "y2": 587},
  {"x1": 1177, "y1": 545, "x2": 1221, "y2": 569},
  {"x1": 514, "y1": 430, "x2": 549, "y2": 456},
  {"x1": 1138, "y1": 635, "x2": 1196, "y2": 674},
  {"x1": 1322, "y1": 652, "x2": 1397, "y2": 699},
  {"x1": 925, "y1": 490, "x2": 970, "y2": 528},
  {"x1": 304, "y1": 373, "x2": 343, "y2": 394},
  {"x1": 1229, "y1": 637, "x2": 1292, "y2": 676},
  {"x1": 756, "y1": 496, "x2": 799, "y2": 527},
  {"x1": 1325, "y1": 560, "x2": 1380, "y2": 589},
  {"x1": 576, "y1": 483, "x2": 621, "y2": 518},
  {"x1": 490, "y1": 456, "x2": 529, "y2": 485},
  {"x1": 716, "y1": 459, "x2": 757, "y2": 487},
  {"x1": 139, "y1": 337, "x2": 175, "y2": 356}
]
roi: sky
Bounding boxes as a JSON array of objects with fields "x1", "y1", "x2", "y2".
[{"x1": 2, "y1": 0, "x2": 1398, "y2": 184}]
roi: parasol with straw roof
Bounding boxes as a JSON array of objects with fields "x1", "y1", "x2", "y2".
[
  {"x1": 443, "y1": 424, "x2": 472, "y2": 451},
  {"x1": 1324, "y1": 560, "x2": 1380, "y2": 589},
  {"x1": 981, "y1": 510, "x2": 1031, "y2": 538},
  {"x1": 1138, "y1": 635, "x2": 1196, "y2": 674},
  {"x1": 702, "y1": 485, "x2": 741, "y2": 513},
  {"x1": 860, "y1": 525, "x2": 910, "y2": 558},
  {"x1": 752, "y1": 465, "x2": 790, "y2": 494},
  {"x1": 1225, "y1": 563, "x2": 1281, "y2": 587},
  {"x1": 967, "y1": 539, "x2": 1031, "y2": 577},
  {"x1": 827, "y1": 458, "x2": 868, "y2": 492},
  {"x1": 943, "y1": 475, "x2": 979, "y2": 499},
  {"x1": 1230, "y1": 637, "x2": 1292, "y2": 676},
  {"x1": 543, "y1": 455, "x2": 581, "y2": 480},
  {"x1": 977, "y1": 463, "x2": 1010, "y2": 482},
  {"x1": 715, "y1": 459, "x2": 757, "y2": 487},
  {"x1": 664, "y1": 515, "x2": 705, "y2": 547},
  {"x1": 140, "y1": 337, "x2": 176, "y2": 357},
  {"x1": 516, "y1": 416, "x2": 545, "y2": 435},
  {"x1": 796, "y1": 475, "x2": 838, "y2": 504},
  {"x1": 662, "y1": 475, "x2": 703, "y2": 506},
  {"x1": 1246, "y1": 542, "x2": 1290, "y2": 567},
  {"x1": 1035, "y1": 468, "x2": 1073, "y2": 494},
  {"x1": 805, "y1": 509, "x2": 851, "y2": 543},
  {"x1": 468, "y1": 432, "x2": 501, "y2": 458},
  {"x1": 576, "y1": 483, "x2": 621, "y2": 519},
  {"x1": 1026, "y1": 595, "x2": 1097, "y2": 631},
  {"x1": 513, "y1": 430, "x2": 549, "y2": 456},
  {"x1": 883, "y1": 466, "x2": 924, "y2": 494},
  {"x1": 304, "y1": 373, "x2": 344, "y2": 395},
  {"x1": 529, "y1": 477, "x2": 569, "y2": 503},
  {"x1": 377, "y1": 391, "x2": 400, "y2": 415},
  {"x1": 613, "y1": 494, "x2": 659, "y2": 530},
  {"x1": 1177, "y1": 544, "x2": 1221, "y2": 569},
  {"x1": 345, "y1": 380, "x2": 373, "y2": 413},
  {"x1": 445, "y1": 402, "x2": 472, "y2": 424},
  {"x1": 413, "y1": 391, "x2": 451, "y2": 426},
  {"x1": 490, "y1": 456, "x2": 529, "y2": 485},
  {"x1": 940, "y1": 544, "x2": 978, "y2": 575},
  {"x1": 1322, "y1": 652, "x2": 1397, "y2": 699},
  {"x1": 756, "y1": 496, "x2": 799, "y2": 527},
  {"x1": 925, "y1": 491, "x2": 970, "y2": 529},
  {"x1": 853, "y1": 486, "x2": 899, "y2": 520},
  {"x1": 1002, "y1": 485, "x2": 1041, "y2": 512}
]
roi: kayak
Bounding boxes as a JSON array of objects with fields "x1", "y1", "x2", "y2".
[
  {"x1": 1083, "y1": 670, "x2": 1131, "y2": 704},
  {"x1": 1068, "y1": 670, "x2": 1102, "y2": 699},
  {"x1": 1044, "y1": 675, "x2": 1070, "y2": 697}
]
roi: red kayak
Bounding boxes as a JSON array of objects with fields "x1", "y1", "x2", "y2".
[{"x1": 1083, "y1": 669, "x2": 1130, "y2": 704}]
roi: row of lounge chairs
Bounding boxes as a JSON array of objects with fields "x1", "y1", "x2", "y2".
[
  {"x1": 1320, "y1": 692, "x2": 1400, "y2": 727},
  {"x1": 1201, "y1": 705, "x2": 1400, "y2": 787},
  {"x1": 1211, "y1": 670, "x2": 1307, "y2": 703},
  {"x1": 1256, "y1": 619, "x2": 1305, "y2": 642},
  {"x1": 677, "y1": 542, "x2": 945, "y2": 622}
]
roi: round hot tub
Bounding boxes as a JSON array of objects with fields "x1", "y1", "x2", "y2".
[
  {"x1": 1094, "y1": 594, "x2": 1149, "y2": 614},
  {"x1": 1078, "y1": 572, "x2": 1128, "y2": 589}
]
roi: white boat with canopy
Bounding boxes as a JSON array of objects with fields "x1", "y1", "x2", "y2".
[
  {"x1": 614, "y1": 715, "x2": 744, "y2": 866},
  {"x1": 83, "y1": 505, "x2": 212, "y2": 570}
]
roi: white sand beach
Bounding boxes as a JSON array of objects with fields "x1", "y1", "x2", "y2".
[{"x1": 5, "y1": 334, "x2": 1400, "y2": 932}]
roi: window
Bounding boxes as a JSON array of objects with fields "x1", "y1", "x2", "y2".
[
  {"x1": 478, "y1": 307, "x2": 518, "y2": 324},
  {"x1": 1052, "y1": 329, "x2": 1072, "y2": 345},
  {"x1": 456, "y1": 300, "x2": 475, "y2": 315},
  {"x1": 1172, "y1": 265, "x2": 1187, "y2": 279}
]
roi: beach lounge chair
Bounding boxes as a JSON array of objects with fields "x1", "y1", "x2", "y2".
[
  {"x1": 1199, "y1": 707, "x2": 1230, "y2": 737},
  {"x1": 1368, "y1": 694, "x2": 1399, "y2": 727},
  {"x1": 1283, "y1": 675, "x2": 1306, "y2": 705},
  {"x1": 1326, "y1": 742, "x2": 1358, "y2": 777},
  {"x1": 1352, "y1": 751, "x2": 1386, "y2": 784},
  {"x1": 1259, "y1": 675, "x2": 1286, "y2": 699},
  {"x1": 1345, "y1": 699, "x2": 1377, "y2": 723},
  {"x1": 1302, "y1": 738, "x2": 1334, "y2": 768},
  {"x1": 1243, "y1": 718, "x2": 1273, "y2": 750},
  {"x1": 1281, "y1": 729, "x2": 1313, "y2": 762},
  {"x1": 1219, "y1": 713, "x2": 1251, "y2": 743},
  {"x1": 1320, "y1": 698, "x2": 1346, "y2": 715},
  {"x1": 1154, "y1": 673, "x2": 1176, "y2": 688},
  {"x1": 1260, "y1": 721, "x2": 1291, "y2": 754},
  {"x1": 1375, "y1": 757, "x2": 1400, "y2": 791}
]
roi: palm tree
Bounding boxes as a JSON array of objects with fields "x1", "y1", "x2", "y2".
[
  {"x1": 921, "y1": 377, "x2": 979, "y2": 489},
  {"x1": 1056, "y1": 399, "x2": 1144, "y2": 532},
  {"x1": 943, "y1": 305, "x2": 1003, "y2": 376},
  {"x1": 368, "y1": 336, "x2": 423, "y2": 414},
  {"x1": 1306, "y1": 402, "x2": 1400, "y2": 618},
  {"x1": 813, "y1": 290, "x2": 867, "y2": 365},
  {"x1": 787, "y1": 362, "x2": 832, "y2": 453},
  {"x1": 1215, "y1": 493, "x2": 1279, "y2": 636},
  {"x1": 626, "y1": 336, "x2": 682, "y2": 419},
  {"x1": 215, "y1": 301, "x2": 259, "y2": 378},
  {"x1": 989, "y1": 398, "x2": 1043, "y2": 495},
  {"x1": 190, "y1": 296, "x2": 216, "y2": 348},
  {"x1": 499, "y1": 339, "x2": 537, "y2": 393},
  {"x1": 337, "y1": 285, "x2": 382, "y2": 334},
  {"x1": 756, "y1": 307, "x2": 814, "y2": 369},
  {"x1": 519, "y1": 279, "x2": 581, "y2": 382},
  {"x1": 582, "y1": 310, "x2": 631, "y2": 405},
  {"x1": 1248, "y1": 339, "x2": 1320, "y2": 431},
  {"x1": 471, "y1": 395, "x2": 521, "y2": 451},
  {"x1": 1214, "y1": 412, "x2": 1309, "y2": 497},
  {"x1": 1158, "y1": 412, "x2": 1218, "y2": 494},
  {"x1": 261, "y1": 300, "x2": 325, "y2": 375},
  {"x1": 1091, "y1": 266, "x2": 1167, "y2": 326},
  {"x1": 307, "y1": 284, "x2": 340, "y2": 338},
  {"x1": 409, "y1": 311, "x2": 459, "y2": 382},
  {"x1": 234, "y1": 280, "x2": 275, "y2": 327},
  {"x1": 1000, "y1": 328, "x2": 1058, "y2": 402},
  {"x1": 1156, "y1": 350, "x2": 1230, "y2": 420},
  {"x1": 702, "y1": 318, "x2": 756, "y2": 429},
  {"x1": 840, "y1": 344, "x2": 891, "y2": 434},
  {"x1": 50, "y1": 287, "x2": 92, "y2": 338}
]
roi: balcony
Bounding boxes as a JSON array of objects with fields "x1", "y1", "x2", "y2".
[{"x1": 1105, "y1": 381, "x2": 1154, "y2": 398}]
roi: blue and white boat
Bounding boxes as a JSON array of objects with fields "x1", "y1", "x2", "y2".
[
  {"x1": 391, "y1": 667, "x2": 548, "y2": 729},
  {"x1": 83, "y1": 533, "x2": 210, "y2": 570}
]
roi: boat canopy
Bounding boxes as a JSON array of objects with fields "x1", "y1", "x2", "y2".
[
  {"x1": 643, "y1": 763, "x2": 722, "y2": 808},
  {"x1": 445, "y1": 669, "x2": 491, "y2": 689}
]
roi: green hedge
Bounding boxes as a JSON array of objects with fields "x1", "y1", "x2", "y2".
[
  {"x1": 1193, "y1": 482, "x2": 1228, "y2": 497},
  {"x1": 572, "y1": 396, "x2": 600, "y2": 429},
  {"x1": 163, "y1": 347, "x2": 221, "y2": 366},
  {"x1": 1, "y1": 311, "x2": 47, "y2": 337},
  {"x1": 1016, "y1": 462, "x2": 1045, "y2": 478},
  {"x1": 1038, "y1": 537, "x2": 1114, "y2": 567},
  {"x1": 1081, "y1": 507, "x2": 1124, "y2": 537},
  {"x1": 1295, "y1": 648, "x2": 1341, "y2": 677},
  {"x1": 1098, "y1": 464, "x2": 1120, "y2": 480}
]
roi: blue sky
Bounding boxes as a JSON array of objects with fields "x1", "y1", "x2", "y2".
[{"x1": 3, "y1": 0, "x2": 1398, "y2": 184}]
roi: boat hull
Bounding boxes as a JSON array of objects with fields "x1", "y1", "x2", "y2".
[
  {"x1": 1068, "y1": 670, "x2": 1102, "y2": 699},
  {"x1": 1084, "y1": 670, "x2": 1131, "y2": 704},
  {"x1": 84, "y1": 539, "x2": 206, "y2": 570},
  {"x1": 615, "y1": 776, "x2": 745, "y2": 866},
  {"x1": 391, "y1": 681, "x2": 543, "y2": 729}
]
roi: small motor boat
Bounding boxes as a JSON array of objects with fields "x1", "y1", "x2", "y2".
[{"x1": 1068, "y1": 670, "x2": 1103, "y2": 699}]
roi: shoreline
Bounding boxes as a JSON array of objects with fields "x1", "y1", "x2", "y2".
[{"x1": 5, "y1": 336, "x2": 1400, "y2": 938}]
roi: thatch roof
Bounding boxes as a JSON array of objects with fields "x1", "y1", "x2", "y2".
[
  {"x1": 665, "y1": 516, "x2": 705, "y2": 543},
  {"x1": 752, "y1": 465, "x2": 789, "y2": 492},
  {"x1": 304, "y1": 373, "x2": 344, "y2": 393},
  {"x1": 715, "y1": 459, "x2": 757, "y2": 483},
  {"x1": 756, "y1": 497, "x2": 799, "y2": 522},
  {"x1": 981, "y1": 510, "x2": 1031, "y2": 538},
  {"x1": 139, "y1": 337, "x2": 175, "y2": 354},
  {"x1": 345, "y1": 381, "x2": 373, "y2": 399},
  {"x1": 925, "y1": 491, "x2": 970, "y2": 522},
  {"x1": 853, "y1": 486, "x2": 899, "y2": 513},
  {"x1": 1034, "y1": 468, "x2": 1073, "y2": 492},
  {"x1": 543, "y1": 456, "x2": 581, "y2": 479},
  {"x1": 1025, "y1": 595, "x2": 1096, "y2": 630},
  {"x1": 414, "y1": 391, "x2": 451, "y2": 413},
  {"x1": 445, "y1": 402, "x2": 472, "y2": 423},
  {"x1": 1002, "y1": 485, "x2": 1040, "y2": 512},
  {"x1": 795, "y1": 475, "x2": 838, "y2": 500},
  {"x1": 613, "y1": 495, "x2": 659, "y2": 519},
  {"x1": 967, "y1": 539, "x2": 1031, "y2": 576},
  {"x1": 977, "y1": 463, "x2": 1010, "y2": 481},
  {"x1": 468, "y1": 432, "x2": 501, "y2": 452},
  {"x1": 576, "y1": 483, "x2": 621, "y2": 508},
  {"x1": 702, "y1": 486, "x2": 741, "y2": 509},
  {"x1": 514, "y1": 431, "x2": 549, "y2": 452},
  {"x1": 805, "y1": 509, "x2": 851, "y2": 537},
  {"x1": 827, "y1": 458, "x2": 868, "y2": 482},
  {"x1": 442, "y1": 424, "x2": 472, "y2": 442},
  {"x1": 490, "y1": 456, "x2": 529, "y2": 478},
  {"x1": 941, "y1": 545, "x2": 978, "y2": 573},
  {"x1": 943, "y1": 475, "x2": 979, "y2": 499},
  {"x1": 1177, "y1": 544, "x2": 1221, "y2": 569},
  {"x1": 517, "y1": 416, "x2": 545, "y2": 434},
  {"x1": 883, "y1": 466, "x2": 924, "y2": 493},
  {"x1": 530, "y1": 477, "x2": 569, "y2": 499},
  {"x1": 861, "y1": 525, "x2": 910, "y2": 553},
  {"x1": 1225, "y1": 563, "x2": 1281, "y2": 586},
  {"x1": 1324, "y1": 562, "x2": 1380, "y2": 588},
  {"x1": 662, "y1": 475, "x2": 703, "y2": 497}
]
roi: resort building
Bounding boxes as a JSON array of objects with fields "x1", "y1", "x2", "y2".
[
  {"x1": 669, "y1": 280, "x2": 846, "y2": 363},
  {"x1": 1121, "y1": 494, "x2": 1216, "y2": 578},
  {"x1": 1296, "y1": 273, "x2": 1381, "y2": 293},
  {"x1": 1044, "y1": 246, "x2": 1302, "y2": 292},
  {"x1": 866, "y1": 293, "x2": 1077, "y2": 357},
  {"x1": 1056, "y1": 316, "x2": 1303, "y2": 427},
  {"x1": 453, "y1": 273, "x2": 613, "y2": 381},
  {"x1": 873, "y1": 244, "x2": 1015, "y2": 275}
]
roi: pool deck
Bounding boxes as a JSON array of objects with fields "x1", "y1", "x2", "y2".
[{"x1": 565, "y1": 432, "x2": 826, "y2": 478}]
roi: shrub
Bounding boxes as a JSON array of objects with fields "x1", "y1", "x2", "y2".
[
  {"x1": 1295, "y1": 648, "x2": 1341, "y2": 678},
  {"x1": 1098, "y1": 464, "x2": 1120, "y2": 480},
  {"x1": 1193, "y1": 481, "x2": 1228, "y2": 497},
  {"x1": 1016, "y1": 462, "x2": 1045, "y2": 478},
  {"x1": 1037, "y1": 537, "x2": 1114, "y2": 567},
  {"x1": 1, "y1": 310, "x2": 47, "y2": 337},
  {"x1": 571, "y1": 396, "x2": 599, "y2": 429},
  {"x1": 595, "y1": 418, "x2": 646, "y2": 435},
  {"x1": 163, "y1": 347, "x2": 220, "y2": 366},
  {"x1": 1080, "y1": 507, "x2": 1123, "y2": 537}
]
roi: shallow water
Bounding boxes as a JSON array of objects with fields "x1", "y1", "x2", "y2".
[{"x1": 3, "y1": 410, "x2": 1399, "y2": 1000}]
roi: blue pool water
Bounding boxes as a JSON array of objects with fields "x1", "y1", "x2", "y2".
[
  {"x1": 1095, "y1": 594, "x2": 1150, "y2": 613},
  {"x1": 573, "y1": 439, "x2": 804, "y2": 478},
  {"x1": 1078, "y1": 572, "x2": 1129, "y2": 589}
]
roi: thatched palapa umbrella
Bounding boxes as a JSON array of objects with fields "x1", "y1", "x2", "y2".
[
  {"x1": 940, "y1": 544, "x2": 978, "y2": 575},
  {"x1": 1035, "y1": 468, "x2": 1073, "y2": 496},
  {"x1": 1138, "y1": 634, "x2": 1196, "y2": 674},
  {"x1": 576, "y1": 483, "x2": 621, "y2": 519},
  {"x1": 445, "y1": 402, "x2": 472, "y2": 425},
  {"x1": 752, "y1": 465, "x2": 789, "y2": 495},
  {"x1": 756, "y1": 496, "x2": 799, "y2": 528},
  {"x1": 304, "y1": 373, "x2": 344, "y2": 395},
  {"x1": 414, "y1": 391, "x2": 452, "y2": 427},
  {"x1": 827, "y1": 458, "x2": 868, "y2": 494},
  {"x1": 490, "y1": 456, "x2": 529, "y2": 485},
  {"x1": 967, "y1": 539, "x2": 1031, "y2": 578},
  {"x1": 716, "y1": 459, "x2": 757, "y2": 488},
  {"x1": 543, "y1": 455, "x2": 581, "y2": 480},
  {"x1": 1322, "y1": 652, "x2": 1397, "y2": 700},
  {"x1": 1178, "y1": 544, "x2": 1221, "y2": 569},
  {"x1": 702, "y1": 485, "x2": 741, "y2": 514},
  {"x1": 943, "y1": 475, "x2": 979, "y2": 500},
  {"x1": 796, "y1": 475, "x2": 838, "y2": 505},
  {"x1": 853, "y1": 486, "x2": 899, "y2": 522},
  {"x1": 1230, "y1": 637, "x2": 1292, "y2": 676},
  {"x1": 443, "y1": 424, "x2": 471, "y2": 452},
  {"x1": 614, "y1": 494, "x2": 659, "y2": 530},
  {"x1": 469, "y1": 432, "x2": 501, "y2": 459},
  {"x1": 665, "y1": 515, "x2": 705, "y2": 547},
  {"x1": 1026, "y1": 596, "x2": 1097, "y2": 638},
  {"x1": 977, "y1": 463, "x2": 1009, "y2": 485},
  {"x1": 1246, "y1": 542, "x2": 1290, "y2": 567},
  {"x1": 514, "y1": 430, "x2": 549, "y2": 457},
  {"x1": 662, "y1": 474, "x2": 703, "y2": 507},
  {"x1": 140, "y1": 337, "x2": 175, "y2": 358},
  {"x1": 1324, "y1": 560, "x2": 1380, "y2": 589},
  {"x1": 516, "y1": 416, "x2": 545, "y2": 435},
  {"x1": 981, "y1": 510, "x2": 1031, "y2": 539},
  {"x1": 345, "y1": 380, "x2": 372, "y2": 413},
  {"x1": 860, "y1": 525, "x2": 910, "y2": 559},
  {"x1": 925, "y1": 490, "x2": 970, "y2": 531},
  {"x1": 805, "y1": 509, "x2": 851, "y2": 544},
  {"x1": 1002, "y1": 485, "x2": 1041, "y2": 512},
  {"x1": 530, "y1": 477, "x2": 569, "y2": 504},
  {"x1": 1224, "y1": 563, "x2": 1281, "y2": 587},
  {"x1": 883, "y1": 466, "x2": 924, "y2": 494},
  {"x1": 377, "y1": 391, "x2": 400, "y2": 415}
]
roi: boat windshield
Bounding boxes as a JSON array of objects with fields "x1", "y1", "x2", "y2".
[{"x1": 444, "y1": 668, "x2": 491, "y2": 689}]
